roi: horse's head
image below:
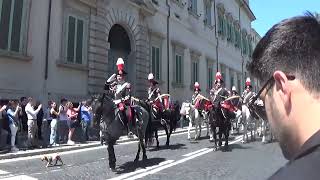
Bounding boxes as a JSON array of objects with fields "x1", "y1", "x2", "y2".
[
  {"x1": 181, "y1": 102, "x2": 193, "y2": 118},
  {"x1": 91, "y1": 93, "x2": 116, "y2": 124}
]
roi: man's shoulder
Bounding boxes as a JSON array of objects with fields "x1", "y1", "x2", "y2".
[{"x1": 269, "y1": 150, "x2": 320, "y2": 180}]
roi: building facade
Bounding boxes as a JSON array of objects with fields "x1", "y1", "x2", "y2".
[{"x1": 0, "y1": 0, "x2": 260, "y2": 103}]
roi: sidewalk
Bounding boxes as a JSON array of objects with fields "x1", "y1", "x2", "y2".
[{"x1": 0, "y1": 126, "x2": 205, "y2": 160}]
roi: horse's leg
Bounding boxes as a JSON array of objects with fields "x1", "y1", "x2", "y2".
[
  {"x1": 206, "y1": 119, "x2": 210, "y2": 137},
  {"x1": 224, "y1": 124, "x2": 230, "y2": 151},
  {"x1": 218, "y1": 125, "x2": 223, "y2": 147},
  {"x1": 134, "y1": 141, "x2": 141, "y2": 162},
  {"x1": 107, "y1": 139, "x2": 116, "y2": 171},
  {"x1": 209, "y1": 124, "x2": 214, "y2": 141},
  {"x1": 155, "y1": 129, "x2": 159, "y2": 148},
  {"x1": 164, "y1": 124, "x2": 170, "y2": 147},
  {"x1": 187, "y1": 118, "x2": 192, "y2": 140},
  {"x1": 262, "y1": 120, "x2": 267, "y2": 143},
  {"x1": 141, "y1": 137, "x2": 148, "y2": 160},
  {"x1": 213, "y1": 125, "x2": 218, "y2": 151}
]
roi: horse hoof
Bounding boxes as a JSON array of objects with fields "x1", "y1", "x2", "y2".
[
  {"x1": 143, "y1": 155, "x2": 148, "y2": 161},
  {"x1": 134, "y1": 158, "x2": 139, "y2": 163},
  {"x1": 213, "y1": 147, "x2": 217, "y2": 151},
  {"x1": 110, "y1": 167, "x2": 116, "y2": 172}
]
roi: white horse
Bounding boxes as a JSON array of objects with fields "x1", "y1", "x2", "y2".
[
  {"x1": 241, "y1": 103, "x2": 259, "y2": 143},
  {"x1": 180, "y1": 102, "x2": 209, "y2": 140},
  {"x1": 230, "y1": 109, "x2": 242, "y2": 135},
  {"x1": 253, "y1": 99, "x2": 276, "y2": 144}
]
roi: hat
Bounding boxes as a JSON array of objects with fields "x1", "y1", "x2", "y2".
[
  {"x1": 116, "y1": 58, "x2": 127, "y2": 75},
  {"x1": 232, "y1": 86, "x2": 237, "y2": 91},
  {"x1": 214, "y1": 72, "x2": 224, "y2": 84},
  {"x1": 148, "y1": 73, "x2": 158, "y2": 84},
  {"x1": 245, "y1": 77, "x2": 252, "y2": 88},
  {"x1": 194, "y1": 82, "x2": 201, "y2": 91}
]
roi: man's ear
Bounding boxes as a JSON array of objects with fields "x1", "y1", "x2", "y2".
[{"x1": 273, "y1": 71, "x2": 292, "y2": 109}]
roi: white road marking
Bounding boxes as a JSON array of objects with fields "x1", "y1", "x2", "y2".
[
  {"x1": 0, "y1": 129, "x2": 203, "y2": 164},
  {"x1": 0, "y1": 170, "x2": 9, "y2": 174},
  {"x1": 0, "y1": 175, "x2": 38, "y2": 180},
  {"x1": 124, "y1": 137, "x2": 244, "y2": 180},
  {"x1": 108, "y1": 160, "x2": 174, "y2": 180},
  {"x1": 182, "y1": 148, "x2": 209, "y2": 157}
]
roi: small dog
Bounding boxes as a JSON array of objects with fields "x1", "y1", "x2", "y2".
[{"x1": 41, "y1": 153, "x2": 64, "y2": 167}]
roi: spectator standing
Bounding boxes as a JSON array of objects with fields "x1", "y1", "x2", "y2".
[
  {"x1": 58, "y1": 98, "x2": 68, "y2": 143},
  {"x1": 80, "y1": 100, "x2": 92, "y2": 142},
  {"x1": 43, "y1": 101, "x2": 52, "y2": 146},
  {"x1": 66, "y1": 101, "x2": 80, "y2": 145},
  {"x1": 35, "y1": 101, "x2": 44, "y2": 141},
  {"x1": 6, "y1": 101, "x2": 21, "y2": 152},
  {"x1": 25, "y1": 97, "x2": 42, "y2": 148},
  {"x1": 49, "y1": 101, "x2": 59, "y2": 147},
  {"x1": 19, "y1": 97, "x2": 28, "y2": 132}
]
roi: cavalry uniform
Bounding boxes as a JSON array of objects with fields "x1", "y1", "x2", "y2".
[
  {"x1": 241, "y1": 78, "x2": 255, "y2": 105},
  {"x1": 210, "y1": 72, "x2": 229, "y2": 108},
  {"x1": 191, "y1": 82, "x2": 201, "y2": 108},
  {"x1": 111, "y1": 58, "x2": 135, "y2": 137},
  {"x1": 147, "y1": 73, "x2": 162, "y2": 116}
]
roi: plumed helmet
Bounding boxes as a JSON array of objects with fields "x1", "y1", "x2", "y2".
[
  {"x1": 148, "y1": 73, "x2": 154, "y2": 80},
  {"x1": 194, "y1": 82, "x2": 201, "y2": 91},
  {"x1": 214, "y1": 72, "x2": 224, "y2": 84},
  {"x1": 245, "y1": 77, "x2": 252, "y2": 88},
  {"x1": 116, "y1": 58, "x2": 127, "y2": 75}
]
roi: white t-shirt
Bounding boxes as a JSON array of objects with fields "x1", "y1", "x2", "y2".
[{"x1": 59, "y1": 105, "x2": 68, "y2": 121}]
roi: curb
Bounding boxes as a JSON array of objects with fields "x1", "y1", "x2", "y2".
[{"x1": 0, "y1": 126, "x2": 206, "y2": 160}]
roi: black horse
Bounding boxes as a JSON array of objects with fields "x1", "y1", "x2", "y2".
[
  {"x1": 91, "y1": 94, "x2": 152, "y2": 171},
  {"x1": 209, "y1": 100, "x2": 235, "y2": 151},
  {"x1": 132, "y1": 97, "x2": 180, "y2": 148}
]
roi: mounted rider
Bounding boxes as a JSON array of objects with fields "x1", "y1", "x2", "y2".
[
  {"x1": 147, "y1": 73, "x2": 162, "y2": 117},
  {"x1": 210, "y1": 72, "x2": 229, "y2": 108},
  {"x1": 191, "y1": 82, "x2": 201, "y2": 107},
  {"x1": 241, "y1": 77, "x2": 255, "y2": 105},
  {"x1": 112, "y1": 58, "x2": 135, "y2": 138}
]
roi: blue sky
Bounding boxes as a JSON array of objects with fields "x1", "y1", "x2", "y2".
[{"x1": 250, "y1": 0, "x2": 320, "y2": 36}]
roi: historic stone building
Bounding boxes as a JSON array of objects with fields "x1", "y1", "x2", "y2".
[{"x1": 0, "y1": 0, "x2": 260, "y2": 103}]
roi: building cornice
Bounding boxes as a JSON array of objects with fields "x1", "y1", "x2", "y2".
[{"x1": 236, "y1": 0, "x2": 256, "y2": 21}]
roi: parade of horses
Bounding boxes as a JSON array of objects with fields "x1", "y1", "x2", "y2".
[{"x1": 91, "y1": 58, "x2": 275, "y2": 172}]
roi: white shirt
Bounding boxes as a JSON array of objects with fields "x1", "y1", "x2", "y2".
[
  {"x1": 25, "y1": 103, "x2": 41, "y2": 120},
  {"x1": 59, "y1": 105, "x2": 68, "y2": 121}
]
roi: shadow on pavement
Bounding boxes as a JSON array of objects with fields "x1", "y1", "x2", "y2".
[
  {"x1": 115, "y1": 157, "x2": 167, "y2": 174},
  {"x1": 147, "y1": 143, "x2": 187, "y2": 152}
]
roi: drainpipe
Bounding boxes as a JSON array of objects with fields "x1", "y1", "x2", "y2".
[
  {"x1": 166, "y1": 0, "x2": 170, "y2": 94},
  {"x1": 45, "y1": 0, "x2": 52, "y2": 80},
  {"x1": 43, "y1": 0, "x2": 52, "y2": 102},
  {"x1": 239, "y1": 2, "x2": 244, "y2": 93},
  {"x1": 213, "y1": 0, "x2": 219, "y2": 72}
]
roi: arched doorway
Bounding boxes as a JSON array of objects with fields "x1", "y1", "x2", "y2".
[{"x1": 108, "y1": 24, "x2": 134, "y2": 85}]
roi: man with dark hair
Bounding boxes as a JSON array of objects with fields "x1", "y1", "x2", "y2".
[
  {"x1": 247, "y1": 13, "x2": 320, "y2": 179},
  {"x1": 19, "y1": 97, "x2": 28, "y2": 132}
]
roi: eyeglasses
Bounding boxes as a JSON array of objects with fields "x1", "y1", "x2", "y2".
[{"x1": 248, "y1": 74, "x2": 295, "y2": 121}]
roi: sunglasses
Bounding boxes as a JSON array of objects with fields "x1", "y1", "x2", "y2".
[{"x1": 248, "y1": 74, "x2": 295, "y2": 121}]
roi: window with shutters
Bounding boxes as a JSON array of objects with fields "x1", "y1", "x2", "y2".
[
  {"x1": 188, "y1": 0, "x2": 197, "y2": 14},
  {"x1": 151, "y1": 46, "x2": 161, "y2": 80},
  {"x1": 218, "y1": 14, "x2": 225, "y2": 37},
  {"x1": 64, "y1": 11, "x2": 88, "y2": 65},
  {"x1": 208, "y1": 66, "x2": 213, "y2": 90},
  {"x1": 191, "y1": 61, "x2": 199, "y2": 85},
  {"x1": 204, "y1": 2, "x2": 211, "y2": 26},
  {"x1": 0, "y1": 0, "x2": 29, "y2": 54},
  {"x1": 175, "y1": 54, "x2": 183, "y2": 84}
]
